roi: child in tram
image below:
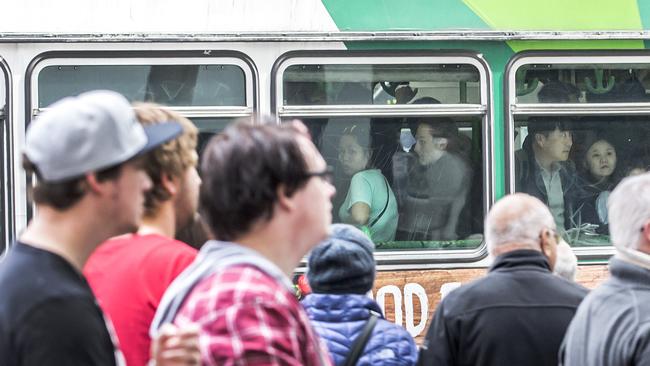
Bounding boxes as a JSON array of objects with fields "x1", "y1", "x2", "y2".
[
  {"x1": 302, "y1": 224, "x2": 418, "y2": 366},
  {"x1": 576, "y1": 134, "x2": 621, "y2": 234}
]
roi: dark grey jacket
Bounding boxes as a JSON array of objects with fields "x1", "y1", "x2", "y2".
[{"x1": 560, "y1": 256, "x2": 650, "y2": 366}]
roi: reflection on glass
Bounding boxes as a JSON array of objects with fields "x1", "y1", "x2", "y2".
[
  {"x1": 38, "y1": 64, "x2": 246, "y2": 107},
  {"x1": 299, "y1": 116, "x2": 483, "y2": 250},
  {"x1": 283, "y1": 64, "x2": 481, "y2": 106},
  {"x1": 516, "y1": 63, "x2": 650, "y2": 104},
  {"x1": 513, "y1": 116, "x2": 650, "y2": 246}
]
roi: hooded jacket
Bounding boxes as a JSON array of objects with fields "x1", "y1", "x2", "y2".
[{"x1": 302, "y1": 293, "x2": 418, "y2": 366}]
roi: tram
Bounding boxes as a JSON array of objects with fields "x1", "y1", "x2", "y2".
[{"x1": 3, "y1": 0, "x2": 650, "y2": 341}]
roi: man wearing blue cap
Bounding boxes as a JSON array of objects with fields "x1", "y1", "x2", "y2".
[{"x1": 0, "y1": 90, "x2": 198, "y2": 366}]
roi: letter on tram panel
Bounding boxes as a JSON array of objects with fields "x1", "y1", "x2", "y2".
[
  {"x1": 375, "y1": 285, "x2": 403, "y2": 326},
  {"x1": 440, "y1": 282, "x2": 461, "y2": 299},
  {"x1": 404, "y1": 283, "x2": 428, "y2": 337}
]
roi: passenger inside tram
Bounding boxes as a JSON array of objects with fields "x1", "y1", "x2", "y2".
[
  {"x1": 336, "y1": 124, "x2": 398, "y2": 242},
  {"x1": 396, "y1": 118, "x2": 471, "y2": 241},
  {"x1": 515, "y1": 117, "x2": 580, "y2": 232},
  {"x1": 575, "y1": 134, "x2": 620, "y2": 234}
]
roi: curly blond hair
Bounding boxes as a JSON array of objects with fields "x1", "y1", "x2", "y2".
[{"x1": 133, "y1": 102, "x2": 198, "y2": 217}]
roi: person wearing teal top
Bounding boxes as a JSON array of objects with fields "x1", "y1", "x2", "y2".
[{"x1": 337, "y1": 125, "x2": 398, "y2": 242}]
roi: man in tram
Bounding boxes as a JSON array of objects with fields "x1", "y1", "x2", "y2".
[
  {"x1": 0, "y1": 91, "x2": 200, "y2": 365},
  {"x1": 560, "y1": 173, "x2": 650, "y2": 365},
  {"x1": 516, "y1": 117, "x2": 582, "y2": 231},
  {"x1": 151, "y1": 120, "x2": 336, "y2": 365},
  {"x1": 84, "y1": 103, "x2": 201, "y2": 366},
  {"x1": 418, "y1": 193, "x2": 588, "y2": 366}
]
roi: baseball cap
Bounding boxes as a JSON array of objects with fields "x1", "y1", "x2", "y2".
[{"x1": 24, "y1": 90, "x2": 183, "y2": 182}]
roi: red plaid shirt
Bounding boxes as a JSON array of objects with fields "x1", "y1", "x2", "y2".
[{"x1": 174, "y1": 264, "x2": 332, "y2": 366}]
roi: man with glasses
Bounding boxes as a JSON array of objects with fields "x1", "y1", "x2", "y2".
[
  {"x1": 418, "y1": 193, "x2": 587, "y2": 366},
  {"x1": 560, "y1": 173, "x2": 650, "y2": 366},
  {"x1": 151, "y1": 120, "x2": 336, "y2": 365},
  {"x1": 517, "y1": 117, "x2": 582, "y2": 231}
]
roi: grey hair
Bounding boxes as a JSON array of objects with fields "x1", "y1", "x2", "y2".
[
  {"x1": 608, "y1": 173, "x2": 650, "y2": 250},
  {"x1": 485, "y1": 193, "x2": 556, "y2": 254},
  {"x1": 553, "y1": 240, "x2": 577, "y2": 282}
]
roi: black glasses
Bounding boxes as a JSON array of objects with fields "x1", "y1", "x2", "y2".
[{"x1": 301, "y1": 166, "x2": 334, "y2": 184}]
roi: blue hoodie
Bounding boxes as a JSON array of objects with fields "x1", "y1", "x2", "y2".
[{"x1": 302, "y1": 293, "x2": 418, "y2": 366}]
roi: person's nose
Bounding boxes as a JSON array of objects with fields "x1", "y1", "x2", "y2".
[
  {"x1": 141, "y1": 171, "x2": 153, "y2": 192},
  {"x1": 327, "y1": 180, "x2": 336, "y2": 199}
]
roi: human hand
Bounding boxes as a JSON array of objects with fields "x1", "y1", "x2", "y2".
[{"x1": 150, "y1": 323, "x2": 201, "y2": 366}]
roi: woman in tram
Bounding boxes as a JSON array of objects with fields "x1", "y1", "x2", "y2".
[{"x1": 337, "y1": 124, "x2": 398, "y2": 242}]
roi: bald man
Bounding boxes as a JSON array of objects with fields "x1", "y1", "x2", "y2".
[{"x1": 418, "y1": 193, "x2": 587, "y2": 366}]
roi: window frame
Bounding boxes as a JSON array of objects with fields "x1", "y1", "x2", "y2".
[
  {"x1": 504, "y1": 51, "x2": 650, "y2": 259},
  {"x1": 24, "y1": 50, "x2": 259, "y2": 226},
  {"x1": 272, "y1": 50, "x2": 494, "y2": 265},
  {"x1": 0, "y1": 58, "x2": 12, "y2": 259}
]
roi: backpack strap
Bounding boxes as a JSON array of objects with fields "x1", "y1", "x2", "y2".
[
  {"x1": 369, "y1": 177, "x2": 390, "y2": 228},
  {"x1": 342, "y1": 313, "x2": 379, "y2": 366}
]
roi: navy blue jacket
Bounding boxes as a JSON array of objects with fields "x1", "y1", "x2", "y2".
[{"x1": 302, "y1": 293, "x2": 418, "y2": 366}]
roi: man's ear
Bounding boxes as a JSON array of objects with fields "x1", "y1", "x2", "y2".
[
  {"x1": 438, "y1": 138, "x2": 449, "y2": 151},
  {"x1": 276, "y1": 184, "x2": 295, "y2": 212},
  {"x1": 161, "y1": 173, "x2": 178, "y2": 196},
  {"x1": 642, "y1": 220, "x2": 650, "y2": 244},
  {"x1": 534, "y1": 133, "x2": 545, "y2": 147},
  {"x1": 539, "y1": 228, "x2": 555, "y2": 259},
  {"x1": 85, "y1": 173, "x2": 105, "y2": 195}
]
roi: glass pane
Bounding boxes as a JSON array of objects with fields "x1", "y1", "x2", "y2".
[
  {"x1": 513, "y1": 116, "x2": 650, "y2": 246},
  {"x1": 38, "y1": 64, "x2": 246, "y2": 107},
  {"x1": 283, "y1": 63, "x2": 481, "y2": 106},
  {"x1": 515, "y1": 63, "x2": 650, "y2": 103},
  {"x1": 298, "y1": 116, "x2": 484, "y2": 250},
  {"x1": 190, "y1": 117, "x2": 232, "y2": 158}
]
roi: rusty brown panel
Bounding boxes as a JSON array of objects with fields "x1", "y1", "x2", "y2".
[{"x1": 371, "y1": 263, "x2": 609, "y2": 343}]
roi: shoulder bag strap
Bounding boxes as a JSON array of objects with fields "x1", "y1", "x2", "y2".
[
  {"x1": 369, "y1": 177, "x2": 390, "y2": 228},
  {"x1": 342, "y1": 313, "x2": 379, "y2": 366}
]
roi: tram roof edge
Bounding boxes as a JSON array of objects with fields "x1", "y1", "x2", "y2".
[{"x1": 1, "y1": 30, "x2": 650, "y2": 43}]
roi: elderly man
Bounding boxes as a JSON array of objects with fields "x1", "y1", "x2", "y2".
[
  {"x1": 560, "y1": 173, "x2": 650, "y2": 365},
  {"x1": 0, "y1": 91, "x2": 199, "y2": 365},
  {"x1": 418, "y1": 193, "x2": 587, "y2": 366},
  {"x1": 151, "y1": 120, "x2": 336, "y2": 365}
]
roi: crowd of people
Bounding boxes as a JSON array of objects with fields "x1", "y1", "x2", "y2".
[{"x1": 0, "y1": 89, "x2": 649, "y2": 365}]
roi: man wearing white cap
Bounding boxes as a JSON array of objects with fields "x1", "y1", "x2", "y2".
[{"x1": 0, "y1": 90, "x2": 198, "y2": 365}]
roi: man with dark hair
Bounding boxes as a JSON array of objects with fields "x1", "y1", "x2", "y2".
[
  {"x1": 517, "y1": 117, "x2": 582, "y2": 230},
  {"x1": 84, "y1": 103, "x2": 201, "y2": 366},
  {"x1": 0, "y1": 91, "x2": 199, "y2": 366},
  {"x1": 151, "y1": 120, "x2": 336, "y2": 365},
  {"x1": 397, "y1": 118, "x2": 471, "y2": 240}
]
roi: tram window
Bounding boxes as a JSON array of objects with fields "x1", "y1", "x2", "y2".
[
  {"x1": 38, "y1": 64, "x2": 246, "y2": 107},
  {"x1": 189, "y1": 117, "x2": 231, "y2": 157},
  {"x1": 513, "y1": 115, "x2": 650, "y2": 247},
  {"x1": 515, "y1": 63, "x2": 650, "y2": 104},
  {"x1": 298, "y1": 116, "x2": 484, "y2": 251},
  {"x1": 283, "y1": 64, "x2": 481, "y2": 106}
]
